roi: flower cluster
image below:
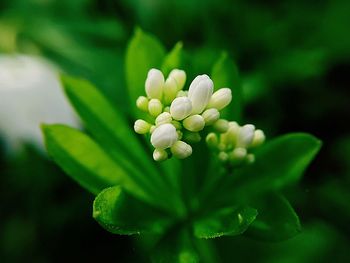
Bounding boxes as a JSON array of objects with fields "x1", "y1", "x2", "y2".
[
  {"x1": 134, "y1": 68, "x2": 232, "y2": 161},
  {"x1": 206, "y1": 122, "x2": 265, "y2": 166}
]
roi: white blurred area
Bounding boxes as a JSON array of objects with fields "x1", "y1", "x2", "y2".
[{"x1": 0, "y1": 54, "x2": 80, "y2": 154}]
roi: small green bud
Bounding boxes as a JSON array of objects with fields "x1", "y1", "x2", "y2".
[
  {"x1": 155, "y1": 112, "x2": 172, "y2": 126},
  {"x1": 207, "y1": 88, "x2": 232, "y2": 110},
  {"x1": 136, "y1": 96, "x2": 149, "y2": 112},
  {"x1": 246, "y1": 154, "x2": 255, "y2": 164},
  {"x1": 202, "y1": 108, "x2": 220, "y2": 125},
  {"x1": 163, "y1": 76, "x2": 178, "y2": 105},
  {"x1": 153, "y1": 148, "x2": 168, "y2": 162},
  {"x1": 169, "y1": 69, "x2": 186, "y2": 91},
  {"x1": 176, "y1": 90, "x2": 188, "y2": 97},
  {"x1": 150, "y1": 125, "x2": 156, "y2": 134},
  {"x1": 171, "y1": 120, "x2": 182, "y2": 130},
  {"x1": 134, "y1": 119, "x2": 151, "y2": 134},
  {"x1": 218, "y1": 151, "x2": 229, "y2": 162},
  {"x1": 229, "y1": 147, "x2": 247, "y2": 163},
  {"x1": 213, "y1": 119, "x2": 229, "y2": 133},
  {"x1": 206, "y1": 132, "x2": 218, "y2": 148},
  {"x1": 150, "y1": 123, "x2": 178, "y2": 149},
  {"x1": 148, "y1": 98, "x2": 163, "y2": 117},
  {"x1": 250, "y1": 129, "x2": 265, "y2": 148},
  {"x1": 171, "y1": 141, "x2": 192, "y2": 159},
  {"x1": 183, "y1": 131, "x2": 201, "y2": 143},
  {"x1": 170, "y1": 97, "x2": 192, "y2": 121},
  {"x1": 183, "y1": 114, "x2": 205, "y2": 132},
  {"x1": 145, "y1": 68, "x2": 164, "y2": 100}
]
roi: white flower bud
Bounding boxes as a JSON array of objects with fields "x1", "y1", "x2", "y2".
[
  {"x1": 150, "y1": 123, "x2": 178, "y2": 149},
  {"x1": 207, "y1": 88, "x2": 232, "y2": 110},
  {"x1": 206, "y1": 133, "x2": 218, "y2": 148},
  {"x1": 221, "y1": 121, "x2": 239, "y2": 146},
  {"x1": 229, "y1": 147, "x2": 247, "y2": 163},
  {"x1": 250, "y1": 129, "x2": 266, "y2": 148},
  {"x1": 134, "y1": 119, "x2": 151, "y2": 134},
  {"x1": 163, "y1": 76, "x2": 178, "y2": 105},
  {"x1": 170, "y1": 97, "x2": 192, "y2": 121},
  {"x1": 183, "y1": 115, "x2": 205, "y2": 132},
  {"x1": 237, "y1": 124, "x2": 255, "y2": 147},
  {"x1": 155, "y1": 112, "x2": 172, "y2": 126},
  {"x1": 169, "y1": 69, "x2": 186, "y2": 91},
  {"x1": 150, "y1": 125, "x2": 156, "y2": 134},
  {"x1": 213, "y1": 119, "x2": 229, "y2": 133},
  {"x1": 201, "y1": 108, "x2": 220, "y2": 125},
  {"x1": 153, "y1": 148, "x2": 168, "y2": 162},
  {"x1": 183, "y1": 131, "x2": 201, "y2": 143},
  {"x1": 145, "y1": 68, "x2": 164, "y2": 100},
  {"x1": 188, "y1": 75, "x2": 213, "y2": 114},
  {"x1": 171, "y1": 141, "x2": 192, "y2": 159},
  {"x1": 136, "y1": 96, "x2": 149, "y2": 112},
  {"x1": 148, "y1": 98, "x2": 163, "y2": 117}
]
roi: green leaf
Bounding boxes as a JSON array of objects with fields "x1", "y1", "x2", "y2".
[
  {"x1": 93, "y1": 186, "x2": 172, "y2": 235},
  {"x1": 125, "y1": 27, "x2": 166, "y2": 111},
  {"x1": 161, "y1": 41, "x2": 184, "y2": 76},
  {"x1": 211, "y1": 52, "x2": 242, "y2": 121},
  {"x1": 216, "y1": 133, "x2": 322, "y2": 205},
  {"x1": 247, "y1": 193, "x2": 301, "y2": 241},
  {"x1": 60, "y1": 75, "x2": 172, "y2": 201},
  {"x1": 151, "y1": 227, "x2": 199, "y2": 263},
  {"x1": 193, "y1": 206, "x2": 257, "y2": 239},
  {"x1": 42, "y1": 124, "x2": 148, "y2": 201}
]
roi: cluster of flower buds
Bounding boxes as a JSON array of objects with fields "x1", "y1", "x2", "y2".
[
  {"x1": 134, "y1": 68, "x2": 233, "y2": 161},
  {"x1": 206, "y1": 122, "x2": 265, "y2": 166}
]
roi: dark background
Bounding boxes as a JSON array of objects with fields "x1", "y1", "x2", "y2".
[{"x1": 0, "y1": 0, "x2": 349, "y2": 262}]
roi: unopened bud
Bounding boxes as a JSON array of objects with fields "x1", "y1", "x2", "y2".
[
  {"x1": 155, "y1": 112, "x2": 172, "y2": 126},
  {"x1": 183, "y1": 115, "x2": 205, "y2": 132},
  {"x1": 170, "y1": 97, "x2": 192, "y2": 121},
  {"x1": 188, "y1": 75, "x2": 213, "y2": 114},
  {"x1": 246, "y1": 154, "x2": 255, "y2": 164},
  {"x1": 163, "y1": 76, "x2": 178, "y2": 105},
  {"x1": 202, "y1": 108, "x2": 220, "y2": 125},
  {"x1": 136, "y1": 96, "x2": 149, "y2": 112},
  {"x1": 148, "y1": 99, "x2": 163, "y2": 117},
  {"x1": 176, "y1": 90, "x2": 188, "y2": 97},
  {"x1": 207, "y1": 88, "x2": 232, "y2": 110},
  {"x1": 171, "y1": 120, "x2": 182, "y2": 130},
  {"x1": 250, "y1": 129, "x2": 265, "y2": 148},
  {"x1": 150, "y1": 123, "x2": 178, "y2": 149},
  {"x1": 145, "y1": 68, "x2": 164, "y2": 100},
  {"x1": 169, "y1": 69, "x2": 186, "y2": 91},
  {"x1": 134, "y1": 119, "x2": 151, "y2": 134},
  {"x1": 171, "y1": 141, "x2": 192, "y2": 159},
  {"x1": 213, "y1": 119, "x2": 229, "y2": 133},
  {"x1": 206, "y1": 133, "x2": 218, "y2": 148},
  {"x1": 237, "y1": 124, "x2": 255, "y2": 147},
  {"x1": 229, "y1": 147, "x2": 247, "y2": 163},
  {"x1": 218, "y1": 151, "x2": 229, "y2": 162},
  {"x1": 153, "y1": 149, "x2": 168, "y2": 162}
]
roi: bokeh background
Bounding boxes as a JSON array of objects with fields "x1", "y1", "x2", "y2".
[{"x1": 0, "y1": 0, "x2": 349, "y2": 262}]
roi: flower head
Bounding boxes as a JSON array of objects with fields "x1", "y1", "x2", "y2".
[{"x1": 134, "y1": 68, "x2": 234, "y2": 161}]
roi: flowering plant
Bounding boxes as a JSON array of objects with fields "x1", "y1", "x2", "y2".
[{"x1": 42, "y1": 29, "x2": 321, "y2": 262}]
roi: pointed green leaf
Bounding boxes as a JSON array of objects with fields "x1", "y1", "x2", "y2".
[
  {"x1": 234, "y1": 133, "x2": 322, "y2": 197},
  {"x1": 247, "y1": 193, "x2": 301, "y2": 241},
  {"x1": 125, "y1": 28, "x2": 166, "y2": 109},
  {"x1": 161, "y1": 41, "x2": 184, "y2": 76},
  {"x1": 60, "y1": 75, "x2": 173, "y2": 200},
  {"x1": 211, "y1": 52, "x2": 242, "y2": 121},
  {"x1": 193, "y1": 206, "x2": 257, "y2": 239},
  {"x1": 93, "y1": 186, "x2": 172, "y2": 235},
  {"x1": 42, "y1": 124, "x2": 148, "y2": 201}
]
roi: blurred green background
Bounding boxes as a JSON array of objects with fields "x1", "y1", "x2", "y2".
[{"x1": 0, "y1": 0, "x2": 349, "y2": 262}]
